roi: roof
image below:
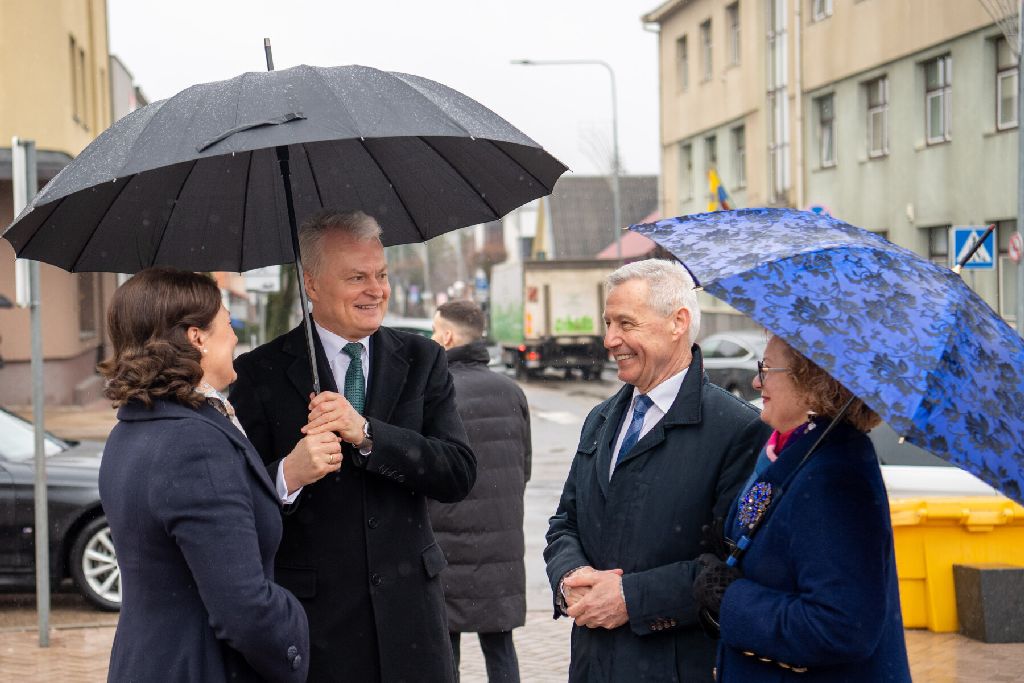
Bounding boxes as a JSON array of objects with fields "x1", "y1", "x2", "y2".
[
  {"x1": 549, "y1": 175, "x2": 658, "y2": 260},
  {"x1": 642, "y1": 0, "x2": 692, "y2": 24},
  {"x1": 596, "y1": 230, "x2": 658, "y2": 260}
]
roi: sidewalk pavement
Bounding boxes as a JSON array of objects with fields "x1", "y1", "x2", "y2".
[
  {"x1": 2, "y1": 598, "x2": 1024, "y2": 682},
  {"x1": 6, "y1": 399, "x2": 1024, "y2": 681}
]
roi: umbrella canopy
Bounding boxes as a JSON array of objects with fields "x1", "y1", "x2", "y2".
[
  {"x1": 3, "y1": 63, "x2": 567, "y2": 273},
  {"x1": 631, "y1": 208, "x2": 1024, "y2": 505}
]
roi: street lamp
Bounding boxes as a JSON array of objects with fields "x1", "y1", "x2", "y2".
[{"x1": 511, "y1": 58, "x2": 623, "y2": 263}]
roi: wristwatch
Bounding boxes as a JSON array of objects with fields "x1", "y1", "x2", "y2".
[{"x1": 358, "y1": 419, "x2": 373, "y2": 456}]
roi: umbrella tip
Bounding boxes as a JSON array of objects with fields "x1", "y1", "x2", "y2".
[{"x1": 264, "y1": 37, "x2": 271, "y2": 47}]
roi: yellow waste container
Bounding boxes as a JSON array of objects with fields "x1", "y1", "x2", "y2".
[{"x1": 889, "y1": 497, "x2": 1024, "y2": 632}]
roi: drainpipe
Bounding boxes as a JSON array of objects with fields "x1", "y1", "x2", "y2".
[{"x1": 793, "y1": 0, "x2": 805, "y2": 210}]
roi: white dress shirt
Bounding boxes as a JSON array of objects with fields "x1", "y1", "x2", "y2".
[
  {"x1": 609, "y1": 367, "x2": 689, "y2": 480},
  {"x1": 275, "y1": 323, "x2": 372, "y2": 502}
]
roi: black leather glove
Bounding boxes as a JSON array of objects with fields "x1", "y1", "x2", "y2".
[
  {"x1": 693, "y1": 553, "x2": 742, "y2": 617},
  {"x1": 700, "y1": 517, "x2": 734, "y2": 561}
]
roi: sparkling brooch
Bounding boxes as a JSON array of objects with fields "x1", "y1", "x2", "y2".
[{"x1": 737, "y1": 482, "x2": 773, "y2": 530}]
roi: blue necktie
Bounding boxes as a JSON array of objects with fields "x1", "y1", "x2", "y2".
[{"x1": 616, "y1": 394, "x2": 653, "y2": 465}]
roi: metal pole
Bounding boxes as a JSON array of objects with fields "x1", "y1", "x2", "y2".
[
  {"x1": 511, "y1": 59, "x2": 623, "y2": 263},
  {"x1": 1017, "y1": 0, "x2": 1024, "y2": 334},
  {"x1": 13, "y1": 137, "x2": 49, "y2": 647}
]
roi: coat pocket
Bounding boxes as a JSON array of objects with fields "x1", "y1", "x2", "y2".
[
  {"x1": 421, "y1": 542, "x2": 448, "y2": 579},
  {"x1": 275, "y1": 565, "x2": 317, "y2": 599}
]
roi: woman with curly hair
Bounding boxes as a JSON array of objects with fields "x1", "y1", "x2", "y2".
[
  {"x1": 98, "y1": 267, "x2": 312, "y2": 682},
  {"x1": 692, "y1": 334, "x2": 912, "y2": 682}
]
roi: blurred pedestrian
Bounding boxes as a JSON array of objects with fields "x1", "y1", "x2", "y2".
[
  {"x1": 430, "y1": 300, "x2": 532, "y2": 682},
  {"x1": 230, "y1": 209, "x2": 476, "y2": 682},
  {"x1": 692, "y1": 334, "x2": 912, "y2": 681},
  {"x1": 545, "y1": 259, "x2": 769, "y2": 682},
  {"x1": 98, "y1": 267, "x2": 308, "y2": 682}
]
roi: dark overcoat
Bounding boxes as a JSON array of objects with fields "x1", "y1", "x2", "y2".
[
  {"x1": 428, "y1": 340, "x2": 532, "y2": 633},
  {"x1": 717, "y1": 423, "x2": 912, "y2": 682},
  {"x1": 545, "y1": 346, "x2": 770, "y2": 682},
  {"x1": 99, "y1": 399, "x2": 309, "y2": 683},
  {"x1": 230, "y1": 323, "x2": 476, "y2": 683}
]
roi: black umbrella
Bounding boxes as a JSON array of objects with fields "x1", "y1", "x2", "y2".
[{"x1": 3, "y1": 52, "x2": 566, "y2": 391}]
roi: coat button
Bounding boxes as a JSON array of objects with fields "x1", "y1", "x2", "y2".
[
  {"x1": 367, "y1": 517, "x2": 378, "y2": 529},
  {"x1": 370, "y1": 572, "x2": 383, "y2": 586},
  {"x1": 287, "y1": 646, "x2": 297, "y2": 658},
  {"x1": 291, "y1": 654, "x2": 303, "y2": 671}
]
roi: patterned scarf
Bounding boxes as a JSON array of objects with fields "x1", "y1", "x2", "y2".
[{"x1": 196, "y1": 383, "x2": 247, "y2": 437}]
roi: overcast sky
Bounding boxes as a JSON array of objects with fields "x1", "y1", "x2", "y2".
[{"x1": 106, "y1": 0, "x2": 663, "y2": 177}]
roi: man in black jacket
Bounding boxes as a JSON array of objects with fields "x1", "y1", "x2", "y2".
[
  {"x1": 545, "y1": 259, "x2": 769, "y2": 682},
  {"x1": 429, "y1": 300, "x2": 531, "y2": 682},
  {"x1": 231, "y1": 209, "x2": 476, "y2": 683}
]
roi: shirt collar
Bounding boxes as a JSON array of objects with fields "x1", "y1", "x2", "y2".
[
  {"x1": 314, "y1": 321, "x2": 371, "y2": 360},
  {"x1": 633, "y1": 366, "x2": 689, "y2": 414}
]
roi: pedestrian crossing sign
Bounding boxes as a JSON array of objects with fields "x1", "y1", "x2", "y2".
[{"x1": 952, "y1": 226, "x2": 996, "y2": 270}]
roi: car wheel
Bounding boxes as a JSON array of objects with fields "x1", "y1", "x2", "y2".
[
  {"x1": 70, "y1": 516, "x2": 121, "y2": 611},
  {"x1": 728, "y1": 385, "x2": 745, "y2": 399}
]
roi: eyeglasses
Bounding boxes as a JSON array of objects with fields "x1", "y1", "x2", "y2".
[{"x1": 756, "y1": 360, "x2": 790, "y2": 385}]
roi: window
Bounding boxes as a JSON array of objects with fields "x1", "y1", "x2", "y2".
[
  {"x1": 997, "y1": 38, "x2": 1018, "y2": 130},
  {"x1": 925, "y1": 55, "x2": 952, "y2": 144},
  {"x1": 995, "y1": 219, "x2": 1018, "y2": 321},
  {"x1": 816, "y1": 94, "x2": 836, "y2": 167},
  {"x1": 700, "y1": 20, "x2": 713, "y2": 81},
  {"x1": 732, "y1": 125, "x2": 747, "y2": 188},
  {"x1": 726, "y1": 3, "x2": 741, "y2": 66},
  {"x1": 811, "y1": 0, "x2": 833, "y2": 21},
  {"x1": 78, "y1": 273, "x2": 98, "y2": 338},
  {"x1": 676, "y1": 36, "x2": 689, "y2": 91},
  {"x1": 705, "y1": 135, "x2": 718, "y2": 168},
  {"x1": 925, "y1": 225, "x2": 951, "y2": 267},
  {"x1": 69, "y1": 35, "x2": 80, "y2": 124},
  {"x1": 679, "y1": 143, "x2": 694, "y2": 202},
  {"x1": 766, "y1": 0, "x2": 789, "y2": 201},
  {"x1": 78, "y1": 46, "x2": 88, "y2": 131},
  {"x1": 866, "y1": 76, "x2": 889, "y2": 158}
]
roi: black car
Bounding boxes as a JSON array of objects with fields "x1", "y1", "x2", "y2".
[
  {"x1": 700, "y1": 329, "x2": 767, "y2": 400},
  {"x1": 0, "y1": 407, "x2": 119, "y2": 611}
]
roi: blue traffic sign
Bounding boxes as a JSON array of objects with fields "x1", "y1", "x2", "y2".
[{"x1": 952, "y1": 226, "x2": 995, "y2": 270}]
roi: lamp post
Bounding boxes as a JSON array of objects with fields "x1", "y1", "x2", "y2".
[{"x1": 511, "y1": 58, "x2": 622, "y2": 263}]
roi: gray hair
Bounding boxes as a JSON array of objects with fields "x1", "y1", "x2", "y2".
[
  {"x1": 606, "y1": 259, "x2": 701, "y2": 344},
  {"x1": 298, "y1": 209, "x2": 383, "y2": 276}
]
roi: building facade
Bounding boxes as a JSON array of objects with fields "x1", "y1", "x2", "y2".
[
  {"x1": 0, "y1": 0, "x2": 117, "y2": 405},
  {"x1": 644, "y1": 0, "x2": 1018, "y2": 326}
]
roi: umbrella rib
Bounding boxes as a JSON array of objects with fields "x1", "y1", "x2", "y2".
[
  {"x1": 417, "y1": 137, "x2": 499, "y2": 220},
  {"x1": 9, "y1": 197, "x2": 64, "y2": 259},
  {"x1": 301, "y1": 143, "x2": 325, "y2": 208},
  {"x1": 69, "y1": 177, "x2": 137, "y2": 272},
  {"x1": 238, "y1": 150, "x2": 255, "y2": 270},
  {"x1": 489, "y1": 141, "x2": 554, "y2": 192},
  {"x1": 356, "y1": 138, "x2": 421, "y2": 239},
  {"x1": 150, "y1": 159, "x2": 200, "y2": 266}
]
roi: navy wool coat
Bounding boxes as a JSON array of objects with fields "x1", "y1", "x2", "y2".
[
  {"x1": 717, "y1": 422, "x2": 912, "y2": 682},
  {"x1": 545, "y1": 347, "x2": 770, "y2": 682},
  {"x1": 99, "y1": 399, "x2": 309, "y2": 683},
  {"x1": 231, "y1": 323, "x2": 476, "y2": 683}
]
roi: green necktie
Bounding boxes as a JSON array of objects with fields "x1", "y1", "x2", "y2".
[{"x1": 342, "y1": 342, "x2": 366, "y2": 414}]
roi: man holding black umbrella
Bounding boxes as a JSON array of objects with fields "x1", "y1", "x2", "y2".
[{"x1": 231, "y1": 209, "x2": 476, "y2": 683}]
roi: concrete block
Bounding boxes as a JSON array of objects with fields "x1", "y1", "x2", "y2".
[{"x1": 953, "y1": 563, "x2": 1024, "y2": 643}]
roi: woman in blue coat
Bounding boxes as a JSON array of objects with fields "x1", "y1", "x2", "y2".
[
  {"x1": 98, "y1": 268, "x2": 310, "y2": 682},
  {"x1": 693, "y1": 334, "x2": 912, "y2": 682}
]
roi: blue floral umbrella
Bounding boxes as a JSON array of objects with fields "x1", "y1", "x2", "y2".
[{"x1": 631, "y1": 208, "x2": 1024, "y2": 505}]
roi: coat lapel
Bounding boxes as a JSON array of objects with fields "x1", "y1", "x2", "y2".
[
  {"x1": 283, "y1": 321, "x2": 338, "y2": 401},
  {"x1": 595, "y1": 385, "x2": 633, "y2": 497},
  {"x1": 364, "y1": 327, "x2": 409, "y2": 421}
]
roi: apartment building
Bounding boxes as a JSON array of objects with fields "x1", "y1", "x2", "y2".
[
  {"x1": 0, "y1": 0, "x2": 117, "y2": 404},
  {"x1": 644, "y1": 0, "x2": 1017, "y2": 325}
]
